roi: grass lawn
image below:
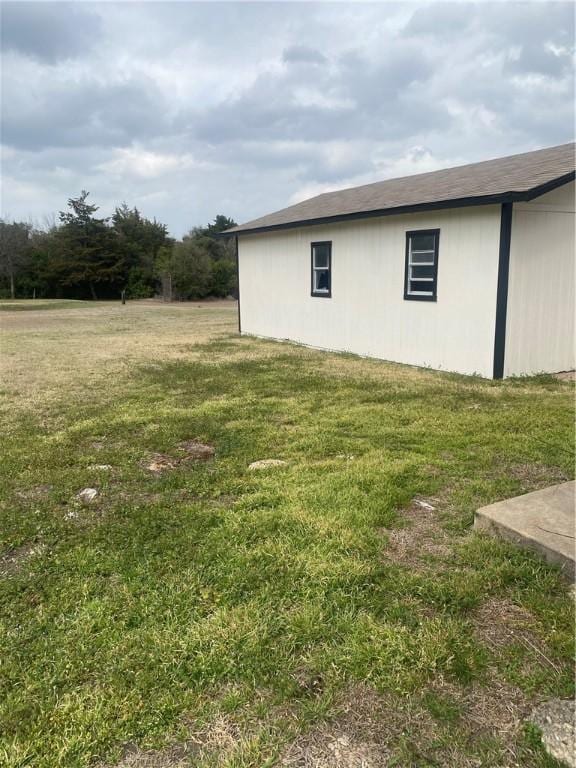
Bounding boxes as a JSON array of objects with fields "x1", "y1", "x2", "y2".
[
  {"x1": 0, "y1": 299, "x2": 574, "y2": 768},
  {"x1": 0, "y1": 299, "x2": 93, "y2": 311}
]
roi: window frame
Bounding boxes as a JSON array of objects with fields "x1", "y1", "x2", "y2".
[
  {"x1": 311, "y1": 241, "x2": 332, "y2": 298},
  {"x1": 404, "y1": 228, "x2": 440, "y2": 302}
]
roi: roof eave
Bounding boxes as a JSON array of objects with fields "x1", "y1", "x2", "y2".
[{"x1": 221, "y1": 170, "x2": 575, "y2": 237}]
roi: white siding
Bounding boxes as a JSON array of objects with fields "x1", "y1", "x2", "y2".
[
  {"x1": 505, "y1": 182, "x2": 575, "y2": 377},
  {"x1": 238, "y1": 206, "x2": 502, "y2": 377}
]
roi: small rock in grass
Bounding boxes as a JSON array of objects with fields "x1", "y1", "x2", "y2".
[
  {"x1": 248, "y1": 459, "x2": 288, "y2": 470},
  {"x1": 336, "y1": 454, "x2": 355, "y2": 461},
  {"x1": 76, "y1": 488, "x2": 98, "y2": 504},
  {"x1": 414, "y1": 499, "x2": 436, "y2": 511},
  {"x1": 88, "y1": 464, "x2": 113, "y2": 471},
  {"x1": 530, "y1": 699, "x2": 575, "y2": 767}
]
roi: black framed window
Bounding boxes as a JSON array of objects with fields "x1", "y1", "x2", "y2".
[
  {"x1": 404, "y1": 229, "x2": 439, "y2": 301},
  {"x1": 311, "y1": 241, "x2": 332, "y2": 297}
]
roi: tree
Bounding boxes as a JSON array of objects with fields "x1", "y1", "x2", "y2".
[
  {"x1": 112, "y1": 204, "x2": 170, "y2": 298},
  {"x1": 55, "y1": 191, "x2": 121, "y2": 299},
  {"x1": 210, "y1": 259, "x2": 237, "y2": 297},
  {"x1": 186, "y1": 215, "x2": 237, "y2": 262},
  {"x1": 168, "y1": 239, "x2": 213, "y2": 299},
  {"x1": 202, "y1": 215, "x2": 237, "y2": 236},
  {"x1": 0, "y1": 220, "x2": 32, "y2": 298}
]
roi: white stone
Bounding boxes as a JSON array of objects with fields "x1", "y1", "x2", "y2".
[
  {"x1": 77, "y1": 488, "x2": 98, "y2": 503},
  {"x1": 88, "y1": 464, "x2": 113, "y2": 471},
  {"x1": 248, "y1": 459, "x2": 288, "y2": 470},
  {"x1": 414, "y1": 499, "x2": 436, "y2": 511}
]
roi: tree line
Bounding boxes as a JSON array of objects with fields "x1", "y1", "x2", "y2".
[{"x1": 0, "y1": 191, "x2": 238, "y2": 301}]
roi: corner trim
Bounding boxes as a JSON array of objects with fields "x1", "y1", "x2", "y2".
[
  {"x1": 235, "y1": 235, "x2": 241, "y2": 333},
  {"x1": 493, "y1": 203, "x2": 513, "y2": 379}
]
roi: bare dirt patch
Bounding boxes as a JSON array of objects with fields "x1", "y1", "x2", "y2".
[
  {"x1": 279, "y1": 684, "x2": 479, "y2": 767},
  {"x1": 101, "y1": 743, "x2": 194, "y2": 768},
  {"x1": 473, "y1": 598, "x2": 537, "y2": 651},
  {"x1": 0, "y1": 542, "x2": 44, "y2": 576},
  {"x1": 473, "y1": 598, "x2": 561, "y2": 675},
  {"x1": 426, "y1": 674, "x2": 531, "y2": 739},
  {"x1": 506, "y1": 462, "x2": 569, "y2": 492},
  {"x1": 380, "y1": 500, "x2": 453, "y2": 570},
  {"x1": 145, "y1": 442, "x2": 215, "y2": 474},
  {"x1": 15, "y1": 484, "x2": 53, "y2": 501}
]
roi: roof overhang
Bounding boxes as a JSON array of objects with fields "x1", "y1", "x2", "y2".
[{"x1": 220, "y1": 170, "x2": 575, "y2": 238}]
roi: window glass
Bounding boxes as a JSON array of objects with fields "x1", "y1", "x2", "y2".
[
  {"x1": 409, "y1": 280, "x2": 434, "y2": 294},
  {"x1": 410, "y1": 234, "x2": 435, "y2": 251},
  {"x1": 314, "y1": 270, "x2": 330, "y2": 292},
  {"x1": 311, "y1": 242, "x2": 331, "y2": 297},
  {"x1": 411, "y1": 264, "x2": 435, "y2": 279},
  {"x1": 410, "y1": 252, "x2": 434, "y2": 265},
  {"x1": 405, "y1": 231, "x2": 439, "y2": 300},
  {"x1": 313, "y1": 245, "x2": 330, "y2": 268}
]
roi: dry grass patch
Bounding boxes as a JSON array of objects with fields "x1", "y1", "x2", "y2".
[
  {"x1": 278, "y1": 684, "x2": 493, "y2": 768},
  {"x1": 1, "y1": 301, "x2": 237, "y2": 416},
  {"x1": 473, "y1": 598, "x2": 538, "y2": 652},
  {"x1": 506, "y1": 462, "x2": 570, "y2": 492},
  {"x1": 473, "y1": 598, "x2": 562, "y2": 678},
  {"x1": 101, "y1": 743, "x2": 193, "y2": 768},
  {"x1": 15, "y1": 484, "x2": 53, "y2": 501},
  {"x1": 380, "y1": 500, "x2": 454, "y2": 570},
  {"x1": 144, "y1": 441, "x2": 215, "y2": 473},
  {"x1": 426, "y1": 674, "x2": 530, "y2": 740},
  {"x1": 0, "y1": 542, "x2": 45, "y2": 576}
]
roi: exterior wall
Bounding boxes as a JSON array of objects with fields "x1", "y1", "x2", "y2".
[
  {"x1": 505, "y1": 182, "x2": 575, "y2": 377},
  {"x1": 238, "y1": 205, "x2": 502, "y2": 377}
]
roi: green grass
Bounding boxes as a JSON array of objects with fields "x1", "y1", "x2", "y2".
[
  {"x1": 0, "y1": 299, "x2": 95, "y2": 311},
  {"x1": 0, "y1": 304, "x2": 573, "y2": 767}
]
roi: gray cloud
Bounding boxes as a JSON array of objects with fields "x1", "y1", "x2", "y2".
[
  {"x1": 2, "y1": 76, "x2": 171, "y2": 150},
  {"x1": 0, "y1": 2, "x2": 102, "y2": 63},
  {"x1": 283, "y1": 45, "x2": 327, "y2": 65},
  {"x1": 0, "y1": 1, "x2": 573, "y2": 236}
]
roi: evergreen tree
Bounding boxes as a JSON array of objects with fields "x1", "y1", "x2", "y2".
[
  {"x1": 112, "y1": 204, "x2": 170, "y2": 297},
  {"x1": 55, "y1": 191, "x2": 120, "y2": 299}
]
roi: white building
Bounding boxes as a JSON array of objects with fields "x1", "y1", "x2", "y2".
[{"x1": 225, "y1": 143, "x2": 575, "y2": 378}]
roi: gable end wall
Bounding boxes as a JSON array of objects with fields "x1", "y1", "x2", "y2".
[{"x1": 504, "y1": 182, "x2": 575, "y2": 377}]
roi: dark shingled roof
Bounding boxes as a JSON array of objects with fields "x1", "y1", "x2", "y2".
[{"x1": 226, "y1": 142, "x2": 575, "y2": 235}]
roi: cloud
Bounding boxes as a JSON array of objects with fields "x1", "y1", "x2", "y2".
[
  {"x1": 1, "y1": 72, "x2": 171, "y2": 151},
  {"x1": 0, "y1": 2, "x2": 102, "y2": 63},
  {"x1": 97, "y1": 147, "x2": 213, "y2": 180},
  {"x1": 283, "y1": 45, "x2": 327, "y2": 65},
  {"x1": 0, "y1": 1, "x2": 573, "y2": 236}
]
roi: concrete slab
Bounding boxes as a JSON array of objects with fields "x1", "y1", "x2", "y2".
[{"x1": 475, "y1": 481, "x2": 575, "y2": 581}]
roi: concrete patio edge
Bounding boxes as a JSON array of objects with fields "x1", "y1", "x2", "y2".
[{"x1": 474, "y1": 481, "x2": 575, "y2": 581}]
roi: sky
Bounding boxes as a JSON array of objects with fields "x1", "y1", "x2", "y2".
[{"x1": 1, "y1": 1, "x2": 574, "y2": 236}]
